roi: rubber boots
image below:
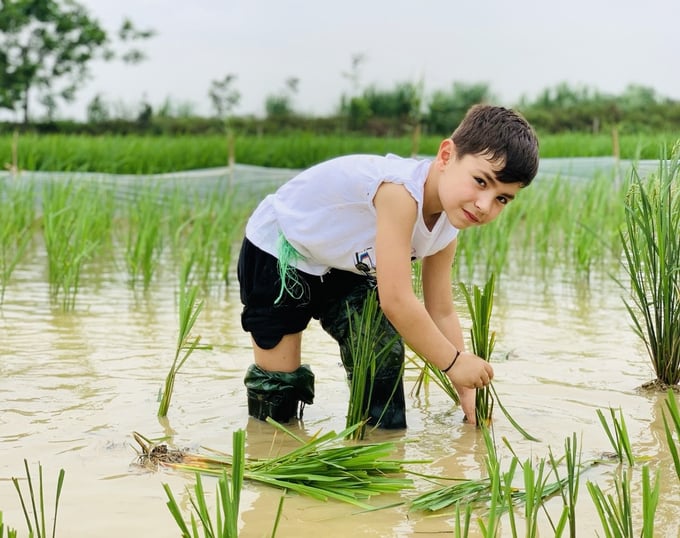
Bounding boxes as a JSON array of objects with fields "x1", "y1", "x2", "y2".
[{"x1": 244, "y1": 364, "x2": 315, "y2": 423}]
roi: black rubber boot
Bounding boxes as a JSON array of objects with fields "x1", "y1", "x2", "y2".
[
  {"x1": 244, "y1": 364, "x2": 315, "y2": 423},
  {"x1": 366, "y1": 369, "x2": 407, "y2": 429}
]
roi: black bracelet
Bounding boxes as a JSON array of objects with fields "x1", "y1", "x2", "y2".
[{"x1": 441, "y1": 349, "x2": 461, "y2": 373}]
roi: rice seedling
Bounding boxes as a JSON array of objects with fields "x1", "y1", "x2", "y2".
[
  {"x1": 451, "y1": 502, "x2": 473, "y2": 538},
  {"x1": 164, "y1": 429, "x2": 246, "y2": 538},
  {"x1": 169, "y1": 185, "x2": 248, "y2": 292},
  {"x1": 345, "y1": 290, "x2": 401, "y2": 440},
  {"x1": 661, "y1": 388, "x2": 680, "y2": 481},
  {"x1": 124, "y1": 182, "x2": 165, "y2": 290},
  {"x1": 596, "y1": 407, "x2": 635, "y2": 466},
  {"x1": 10, "y1": 459, "x2": 65, "y2": 538},
  {"x1": 0, "y1": 511, "x2": 18, "y2": 538},
  {"x1": 548, "y1": 433, "x2": 583, "y2": 537},
  {"x1": 0, "y1": 179, "x2": 35, "y2": 304},
  {"x1": 409, "y1": 350, "x2": 460, "y2": 405},
  {"x1": 618, "y1": 145, "x2": 680, "y2": 386},
  {"x1": 411, "y1": 427, "x2": 571, "y2": 521},
  {"x1": 41, "y1": 181, "x2": 100, "y2": 310},
  {"x1": 157, "y1": 263, "x2": 204, "y2": 417},
  {"x1": 459, "y1": 274, "x2": 496, "y2": 426},
  {"x1": 587, "y1": 468, "x2": 633, "y2": 537},
  {"x1": 587, "y1": 465, "x2": 659, "y2": 538},
  {"x1": 459, "y1": 275, "x2": 538, "y2": 441}
]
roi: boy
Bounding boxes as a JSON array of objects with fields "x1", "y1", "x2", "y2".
[{"x1": 238, "y1": 104, "x2": 539, "y2": 428}]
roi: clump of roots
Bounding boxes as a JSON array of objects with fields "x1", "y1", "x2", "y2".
[
  {"x1": 133, "y1": 431, "x2": 186, "y2": 469},
  {"x1": 638, "y1": 379, "x2": 680, "y2": 394}
]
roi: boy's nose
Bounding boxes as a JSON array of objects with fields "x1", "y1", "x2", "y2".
[{"x1": 474, "y1": 194, "x2": 494, "y2": 215}]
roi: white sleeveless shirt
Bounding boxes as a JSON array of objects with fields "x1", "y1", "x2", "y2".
[{"x1": 245, "y1": 154, "x2": 459, "y2": 276}]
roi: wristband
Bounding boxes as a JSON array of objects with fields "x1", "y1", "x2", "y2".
[{"x1": 441, "y1": 349, "x2": 461, "y2": 373}]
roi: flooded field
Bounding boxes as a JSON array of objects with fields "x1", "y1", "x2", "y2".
[
  {"x1": 1, "y1": 158, "x2": 679, "y2": 537},
  {"x1": 1, "y1": 248, "x2": 678, "y2": 537}
]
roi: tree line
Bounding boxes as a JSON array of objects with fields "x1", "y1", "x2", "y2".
[{"x1": 1, "y1": 1, "x2": 679, "y2": 137}]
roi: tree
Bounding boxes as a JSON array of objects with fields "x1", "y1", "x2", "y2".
[
  {"x1": 425, "y1": 82, "x2": 495, "y2": 134},
  {"x1": 265, "y1": 77, "x2": 299, "y2": 119},
  {"x1": 0, "y1": 0, "x2": 154, "y2": 123},
  {"x1": 208, "y1": 74, "x2": 241, "y2": 172},
  {"x1": 208, "y1": 74, "x2": 241, "y2": 119}
]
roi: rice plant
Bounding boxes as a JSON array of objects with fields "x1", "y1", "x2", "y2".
[
  {"x1": 0, "y1": 511, "x2": 18, "y2": 538},
  {"x1": 548, "y1": 433, "x2": 583, "y2": 537},
  {"x1": 157, "y1": 262, "x2": 204, "y2": 417},
  {"x1": 459, "y1": 274, "x2": 538, "y2": 441},
  {"x1": 164, "y1": 429, "x2": 245, "y2": 538},
  {"x1": 10, "y1": 460, "x2": 65, "y2": 538},
  {"x1": 596, "y1": 407, "x2": 635, "y2": 466},
  {"x1": 0, "y1": 179, "x2": 35, "y2": 304},
  {"x1": 124, "y1": 183, "x2": 165, "y2": 290},
  {"x1": 409, "y1": 350, "x2": 460, "y2": 405},
  {"x1": 345, "y1": 290, "x2": 401, "y2": 440},
  {"x1": 618, "y1": 144, "x2": 680, "y2": 386},
  {"x1": 459, "y1": 274, "x2": 496, "y2": 425},
  {"x1": 587, "y1": 465, "x2": 659, "y2": 538},
  {"x1": 661, "y1": 388, "x2": 680, "y2": 481},
  {"x1": 169, "y1": 185, "x2": 247, "y2": 292},
  {"x1": 41, "y1": 181, "x2": 100, "y2": 310}
]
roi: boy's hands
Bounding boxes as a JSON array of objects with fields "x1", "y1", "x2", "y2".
[{"x1": 446, "y1": 351, "x2": 494, "y2": 424}]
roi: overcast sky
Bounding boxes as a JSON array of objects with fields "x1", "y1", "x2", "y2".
[{"x1": 54, "y1": 0, "x2": 680, "y2": 120}]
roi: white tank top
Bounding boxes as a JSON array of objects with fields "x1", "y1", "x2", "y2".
[{"x1": 245, "y1": 154, "x2": 459, "y2": 276}]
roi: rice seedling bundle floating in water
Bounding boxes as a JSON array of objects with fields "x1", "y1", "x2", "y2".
[{"x1": 136, "y1": 420, "x2": 423, "y2": 510}]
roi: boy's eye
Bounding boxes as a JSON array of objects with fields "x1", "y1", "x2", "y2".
[
  {"x1": 475, "y1": 177, "x2": 486, "y2": 187},
  {"x1": 497, "y1": 196, "x2": 509, "y2": 205}
]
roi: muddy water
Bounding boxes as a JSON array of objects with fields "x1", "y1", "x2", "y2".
[{"x1": 1, "y1": 249, "x2": 679, "y2": 537}]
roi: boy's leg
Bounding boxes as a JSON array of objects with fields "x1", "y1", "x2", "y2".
[
  {"x1": 238, "y1": 238, "x2": 315, "y2": 423},
  {"x1": 319, "y1": 276, "x2": 406, "y2": 429}
]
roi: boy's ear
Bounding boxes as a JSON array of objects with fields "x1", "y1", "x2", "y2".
[{"x1": 437, "y1": 138, "x2": 456, "y2": 165}]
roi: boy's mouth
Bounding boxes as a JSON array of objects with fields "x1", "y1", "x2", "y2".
[{"x1": 463, "y1": 209, "x2": 480, "y2": 224}]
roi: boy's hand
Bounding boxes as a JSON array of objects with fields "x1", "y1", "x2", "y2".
[
  {"x1": 446, "y1": 352, "x2": 494, "y2": 424},
  {"x1": 455, "y1": 385, "x2": 476, "y2": 424}
]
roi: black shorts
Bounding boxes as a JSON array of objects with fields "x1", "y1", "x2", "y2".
[{"x1": 237, "y1": 238, "x2": 373, "y2": 349}]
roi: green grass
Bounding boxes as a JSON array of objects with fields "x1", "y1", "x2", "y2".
[{"x1": 1, "y1": 132, "x2": 677, "y2": 174}]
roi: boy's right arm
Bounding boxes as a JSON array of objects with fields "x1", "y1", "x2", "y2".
[{"x1": 373, "y1": 183, "x2": 493, "y2": 393}]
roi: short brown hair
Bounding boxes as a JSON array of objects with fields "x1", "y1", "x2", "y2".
[{"x1": 451, "y1": 104, "x2": 539, "y2": 187}]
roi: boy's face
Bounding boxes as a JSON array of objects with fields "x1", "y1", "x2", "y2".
[{"x1": 438, "y1": 149, "x2": 522, "y2": 230}]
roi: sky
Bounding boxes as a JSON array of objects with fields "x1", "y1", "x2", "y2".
[{"x1": 36, "y1": 0, "x2": 680, "y2": 120}]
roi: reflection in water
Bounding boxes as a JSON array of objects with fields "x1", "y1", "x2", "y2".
[{"x1": 1, "y1": 256, "x2": 679, "y2": 537}]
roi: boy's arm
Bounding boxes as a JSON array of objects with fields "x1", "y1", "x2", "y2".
[
  {"x1": 421, "y1": 241, "x2": 477, "y2": 422},
  {"x1": 373, "y1": 183, "x2": 493, "y2": 420}
]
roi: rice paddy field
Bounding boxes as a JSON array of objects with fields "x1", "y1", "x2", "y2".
[{"x1": 1, "y1": 150, "x2": 679, "y2": 537}]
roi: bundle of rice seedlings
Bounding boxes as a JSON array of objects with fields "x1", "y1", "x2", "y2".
[
  {"x1": 157, "y1": 419, "x2": 419, "y2": 510},
  {"x1": 345, "y1": 289, "x2": 401, "y2": 440},
  {"x1": 459, "y1": 274, "x2": 538, "y2": 441},
  {"x1": 459, "y1": 274, "x2": 497, "y2": 425}
]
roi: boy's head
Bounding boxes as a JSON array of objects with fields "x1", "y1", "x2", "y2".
[{"x1": 450, "y1": 105, "x2": 539, "y2": 187}]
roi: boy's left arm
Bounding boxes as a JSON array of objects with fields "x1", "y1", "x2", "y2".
[{"x1": 421, "y1": 241, "x2": 476, "y2": 420}]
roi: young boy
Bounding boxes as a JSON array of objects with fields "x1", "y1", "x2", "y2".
[{"x1": 238, "y1": 104, "x2": 539, "y2": 428}]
